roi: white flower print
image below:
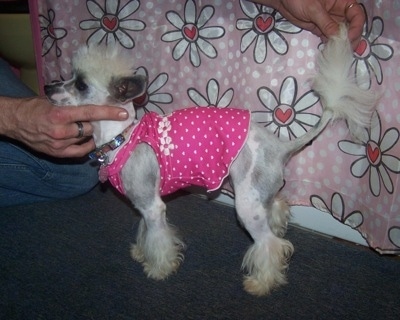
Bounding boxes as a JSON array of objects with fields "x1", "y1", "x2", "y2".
[
  {"x1": 134, "y1": 67, "x2": 173, "y2": 119},
  {"x1": 253, "y1": 77, "x2": 320, "y2": 140},
  {"x1": 160, "y1": 136, "x2": 175, "y2": 156},
  {"x1": 79, "y1": 0, "x2": 145, "y2": 49},
  {"x1": 158, "y1": 117, "x2": 172, "y2": 137},
  {"x1": 353, "y1": 15, "x2": 393, "y2": 89},
  {"x1": 39, "y1": 9, "x2": 67, "y2": 57},
  {"x1": 159, "y1": 116, "x2": 175, "y2": 156},
  {"x1": 338, "y1": 111, "x2": 400, "y2": 197},
  {"x1": 188, "y1": 79, "x2": 234, "y2": 108},
  {"x1": 236, "y1": 0, "x2": 301, "y2": 64},
  {"x1": 161, "y1": 0, "x2": 225, "y2": 67},
  {"x1": 310, "y1": 193, "x2": 364, "y2": 229}
]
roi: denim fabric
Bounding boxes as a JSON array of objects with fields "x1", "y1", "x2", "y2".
[
  {"x1": 0, "y1": 58, "x2": 35, "y2": 98},
  {"x1": 0, "y1": 58, "x2": 99, "y2": 207}
]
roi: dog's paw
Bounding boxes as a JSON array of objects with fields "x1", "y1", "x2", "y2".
[
  {"x1": 243, "y1": 275, "x2": 279, "y2": 296},
  {"x1": 130, "y1": 237, "x2": 185, "y2": 281},
  {"x1": 241, "y1": 236, "x2": 293, "y2": 296},
  {"x1": 130, "y1": 244, "x2": 145, "y2": 263},
  {"x1": 142, "y1": 256, "x2": 183, "y2": 281}
]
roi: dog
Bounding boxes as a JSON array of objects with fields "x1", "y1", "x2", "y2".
[{"x1": 45, "y1": 24, "x2": 377, "y2": 296}]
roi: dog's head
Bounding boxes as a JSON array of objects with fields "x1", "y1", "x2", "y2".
[
  {"x1": 44, "y1": 45, "x2": 147, "y2": 108},
  {"x1": 44, "y1": 44, "x2": 148, "y2": 145}
]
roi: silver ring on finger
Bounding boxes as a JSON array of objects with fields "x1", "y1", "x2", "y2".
[{"x1": 76, "y1": 121, "x2": 84, "y2": 138}]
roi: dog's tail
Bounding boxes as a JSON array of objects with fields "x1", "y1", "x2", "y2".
[{"x1": 283, "y1": 23, "x2": 378, "y2": 160}]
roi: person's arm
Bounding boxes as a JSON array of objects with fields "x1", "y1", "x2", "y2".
[
  {"x1": 251, "y1": 0, "x2": 365, "y2": 49},
  {"x1": 0, "y1": 96, "x2": 128, "y2": 158}
]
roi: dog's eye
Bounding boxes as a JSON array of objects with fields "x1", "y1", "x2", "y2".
[{"x1": 75, "y1": 78, "x2": 88, "y2": 92}]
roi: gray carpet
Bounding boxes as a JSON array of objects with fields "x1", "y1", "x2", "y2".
[{"x1": 1, "y1": 185, "x2": 399, "y2": 319}]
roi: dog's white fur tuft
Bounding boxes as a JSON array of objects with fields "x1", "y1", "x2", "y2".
[
  {"x1": 312, "y1": 24, "x2": 378, "y2": 139},
  {"x1": 286, "y1": 24, "x2": 378, "y2": 154},
  {"x1": 268, "y1": 197, "x2": 291, "y2": 238},
  {"x1": 242, "y1": 236, "x2": 294, "y2": 296},
  {"x1": 73, "y1": 44, "x2": 136, "y2": 90},
  {"x1": 131, "y1": 219, "x2": 185, "y2": 280}
]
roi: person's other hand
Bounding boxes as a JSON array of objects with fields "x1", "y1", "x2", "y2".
[{"x1": 254, "y1": 0, "x2": 365, "y2": 49}]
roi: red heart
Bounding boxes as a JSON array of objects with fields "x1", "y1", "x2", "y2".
[
  {"x1": 103, "y1": 16, "x2": 117, "y2": 31},
  {"x1": 355, "y1": 39, "x2": 367, "y2": 56},
  {"x1": 275, "y1": 108, "x2": 292, "y2": 124},
  {"x1": 367, "y1": 144, "x2": 380, "y2": 163},
  {"x1": 183, "y1": 25, "x2": 197, "y2": 40},
  {"x1": 48, "y1": 24, "x2": 55, "y2": 37},
  {"x1": 256, "y1": 16, "x2": 273, "y2": 32}
]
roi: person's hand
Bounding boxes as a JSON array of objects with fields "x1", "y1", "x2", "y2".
[
  {"x1": 254, "y1": 0, "x2": 365, "y2": 49},
  {"x1": 1, "y1": 96, "x2": 128, "y2": 158}
]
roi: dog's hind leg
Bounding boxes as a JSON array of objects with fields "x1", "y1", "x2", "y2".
[
  {"x1": 230, "y1": 137, "x2": 294, "y2": 296},
  {"x1": 234, "y1": 186, "x2": 294, "y2": 296}
]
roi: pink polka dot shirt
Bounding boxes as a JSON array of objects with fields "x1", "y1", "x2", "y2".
[{"x1": 101, "y1": 107, "x2": 251, "y2": 196}]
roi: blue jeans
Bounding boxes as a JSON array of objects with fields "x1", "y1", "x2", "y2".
[{"x1": 0, "y1": 58, "x2": 99, "y2": 207}]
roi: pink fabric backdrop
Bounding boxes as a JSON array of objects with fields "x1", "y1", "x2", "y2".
[{"x1": 28, "y1": 0, "x2": 400, "y2": 254}]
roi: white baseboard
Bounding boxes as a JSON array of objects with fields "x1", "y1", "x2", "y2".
[
  {"x1": 288, "y1": 205, "x2": 368, "y2": 246},
  {"x1": 204, "y1": 192, "x2": 368, "y2": 247}
]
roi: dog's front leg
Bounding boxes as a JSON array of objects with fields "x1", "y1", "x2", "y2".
[
  {"x1": 131, "y1": 196, "x2": 185, "y2": 280},
  {"x1": 122, "y1": 144, "x2": 185, "y2": 280}
]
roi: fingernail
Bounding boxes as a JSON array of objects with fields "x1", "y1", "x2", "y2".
[{"x1": 119, "y1": 111, "x2": 128, "y2": 119}]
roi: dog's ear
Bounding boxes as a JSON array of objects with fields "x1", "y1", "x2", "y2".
[{"x1": 109, "y1": 75, "x2": 148, "y2": 102}]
